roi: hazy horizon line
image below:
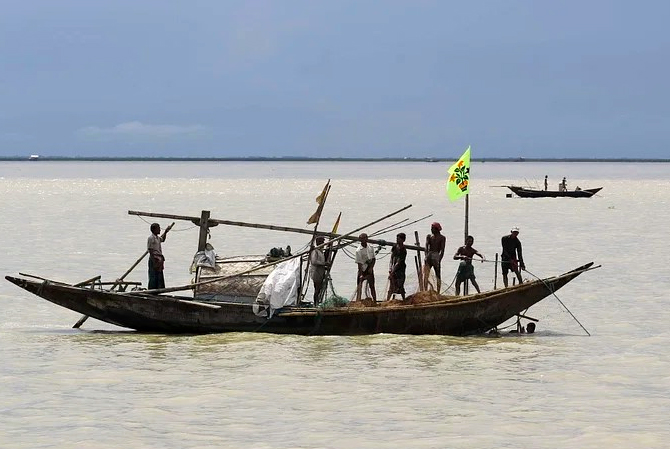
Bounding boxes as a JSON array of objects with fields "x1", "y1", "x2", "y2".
[{"x1": 2, "y1": 156, "x2": 669, "y2": 163}]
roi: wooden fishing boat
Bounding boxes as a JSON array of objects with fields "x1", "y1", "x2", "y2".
[
  {"x1": 506, "y1": 186, "x2": 602, "y2": 198},
  {"x1": 5, "y1": 262, "x2": 595, "y2": 335},
  {"x1": 4, "y1": 182, "x2": 597, "y2": 335}
]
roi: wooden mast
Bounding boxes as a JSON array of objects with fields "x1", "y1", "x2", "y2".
[{"x1": 302, "y1": 181, "x2": 330, "y2": 303}]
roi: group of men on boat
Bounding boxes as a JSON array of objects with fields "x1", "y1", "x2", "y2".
[
  {"x1": 545, "y1": 175, "x2": 581, "y2": 192},
  {"x1": 146, "y1": 219, "x2": 526, "y2": 303},
  {"x1": 316, "y1": 222, "x2": 527, "y2": 303}
]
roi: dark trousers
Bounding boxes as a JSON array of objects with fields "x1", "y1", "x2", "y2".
[{"x1": 148, "y1": 257, "x2": 165, "y2": 289}]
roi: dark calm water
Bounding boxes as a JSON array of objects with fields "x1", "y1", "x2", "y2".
[{"x1": 1, "y1": 161, "x2": 669, "y2": 448}]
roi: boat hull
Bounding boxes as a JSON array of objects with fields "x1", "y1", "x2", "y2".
[
  {"x1": 507, "y1": 186, "x2": 602, "y2": 198},
  {"x1": 5, "y1": 263, "x2": 594, "y2": 336}
]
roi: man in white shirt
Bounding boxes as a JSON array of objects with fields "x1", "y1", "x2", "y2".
[
  {"x1": 355, "y1": 233, "x2": 377, "y2": 302},
  {"x1": 310, "y1": 236, "x2": 328, "y2": 305}
]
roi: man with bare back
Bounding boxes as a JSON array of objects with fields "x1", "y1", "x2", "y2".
[{"x1": 423, "y1": 222, "x2": 446, "y2": 292}]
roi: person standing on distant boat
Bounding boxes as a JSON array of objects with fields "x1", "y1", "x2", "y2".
[
  {"x1": 310, "y1": 236, "x2": 328, "y2": 305},
  {"x1": 387, "y1": 232, "x2": 407, "y2": 301},
  {"x1": 501, "y1": 227, "x2": 525, "y2": 287},
  {"x1": 560, "y1": 177, "x2": 567, "y2": 192},
  {"x1": 453, "y1": 235, "x2": 485, "y2": 295},
  {"x1": 423, "y1": 222, "x2": 446, "y2": 292},
  {"x1": 544, "y1": 175, "x2": 548, "y2": 191},
  {"x1": 355, "y1": 233, "x2": 377, "y2": 301},
  {"x1": 147, "y1": 223, "x2": 171, "y2": 290}
]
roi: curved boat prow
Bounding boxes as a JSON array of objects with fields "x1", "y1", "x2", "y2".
[{"x1": 5, "y1": 275, "x2": 37, "y2": 292}]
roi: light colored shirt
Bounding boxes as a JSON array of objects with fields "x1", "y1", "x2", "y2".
[
  {"x1": 355, "y1": 245, "x2": 376, "y2": 272},
  {"x1": 310, "y1": 248, "x2": 326, "y2": 278},
  {"x1": 147, "y1": 234, "x2": 163, "y2": 257},
  {"x1": 310, "y1": 248, "x2": 326, "y2": 267}
]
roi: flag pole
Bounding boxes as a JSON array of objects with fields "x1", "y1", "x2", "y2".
[
  {"x1": 464, "y1": 187, "x2": 470, "y2": 295},
  {"x1": 464, "y1": 194, "x2": 469, "y2": 242},
  {"x1": 446, "y1": 145, "x2": 472, "y2": 294},
  {"x1": 464, "y1": 146, "x2": 471, "y2": 241},
  {"x1": 463, "y1": 149, "x2": 471, "y2": 295},
  {"x1": 302, "y1": 180, "x2": 330, "y2": 302}
]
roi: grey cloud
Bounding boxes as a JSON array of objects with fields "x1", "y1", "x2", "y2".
[{"x1": 76, "y1": 121, "x2": 208, "y2": 141}]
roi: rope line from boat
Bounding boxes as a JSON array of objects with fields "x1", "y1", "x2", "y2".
[
  {"x1": 369, "y1": 214, "x2": 434, "y2": 238},
  {"x1": 134, "y1": 215, "x2": 197, "y2": 232},
  {"x1": 522, "y1": 268, "x2": 591, "y2": 336}
]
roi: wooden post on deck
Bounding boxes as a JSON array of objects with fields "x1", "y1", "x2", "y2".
[
  {"x1": 197, "y1": 210, "x2": 211, "y2": 251},
  {"x1": 494, "y1": 253, "x2": 498, "y2": 290},
  {"x1": 414, "y1": 231, "x2": 424, "y2": 291}
]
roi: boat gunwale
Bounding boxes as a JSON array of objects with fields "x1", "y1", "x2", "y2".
[{"x1": 4, "y1": 262, "x2": 596, "y2": 318}]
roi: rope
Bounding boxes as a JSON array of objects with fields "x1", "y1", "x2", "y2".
[
  {"x1": 134, "y1": 215, "x2": 196, "y2": 232},
  {"x1": 522, "y1": 268, "x2": 591, "y2": 336}
]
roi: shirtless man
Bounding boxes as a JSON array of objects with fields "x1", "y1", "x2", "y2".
[
  {"x1": 422, "y1": 222, "x2": 446, "y2": 292},
  {"x1": 453, "y1": 235, "x2": 485, "y2": 295}
]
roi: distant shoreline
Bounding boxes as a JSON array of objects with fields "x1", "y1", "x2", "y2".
[{"x1": 1, "y1": 156, "x2": 669, "y2": 163}]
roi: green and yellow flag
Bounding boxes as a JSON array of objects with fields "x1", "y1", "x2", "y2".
[{"x1": 446, "y1": 146, "x2": 471, "y2": 201}]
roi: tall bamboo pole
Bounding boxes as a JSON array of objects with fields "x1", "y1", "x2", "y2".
[
  {"x1": 128, "y1": 210, "x2": 425, "y2": 251},
  {"x1": 302, "y1": 181, "x2": 330, "y2": 303},
  {"x1": 131, "y1": 205, "x2": 413, "y2": 296}
]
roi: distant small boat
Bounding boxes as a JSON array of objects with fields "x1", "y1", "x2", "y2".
[{"x1": 506, "y1": 186, "x2": 602, "y2": 198}]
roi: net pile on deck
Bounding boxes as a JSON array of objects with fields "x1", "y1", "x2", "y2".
[{"x1": 195, "y1": 255, "x2": 276, "y2": 298}]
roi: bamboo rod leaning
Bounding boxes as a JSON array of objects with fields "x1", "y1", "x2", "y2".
[{"x1": 131, "y1": 204, "x2": 413, "y2": 296}]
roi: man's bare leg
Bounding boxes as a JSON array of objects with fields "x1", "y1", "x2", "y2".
[{"x1": 422, "y1": 265, "x2": 431, "y2": 291}]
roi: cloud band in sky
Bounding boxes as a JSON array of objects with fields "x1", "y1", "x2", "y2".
[{"x1": 76, "y1": 121, "x2": 208, "y2": 141}]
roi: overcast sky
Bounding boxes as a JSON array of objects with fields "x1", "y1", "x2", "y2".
[{"x1": 0, "y1": 0, "x2": 668, "y2": 158}]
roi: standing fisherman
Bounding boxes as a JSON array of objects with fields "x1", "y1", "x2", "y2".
[
  {"x1": 501, "y1": 226, "x2": 525, "y2": 287},
  {"x1": 453, "y1": 235, "x2": 485, "y2": 295},
  {"x1": 147, "y1": 223, "x2": 172, "y2": 289},
  {"x1": 355, "y1": 233, "x2": 377, "y2": 302},
  {"x1": 310, "y1": 236, "x2": 328, "y2": 305},
  {"x1": 387, "y1": 232, "x2": 407, "y2": 300},
  {"x1": 423, "y1": 222, "x2": 446, "y2": 292}
]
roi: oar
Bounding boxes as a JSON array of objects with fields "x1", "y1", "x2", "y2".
[
  {"x1": 73, "y1": 222, "x2": 174, "y2": 328},
  {"x1": 72, "y1": 251, "x2": 148, "y2": 328}
]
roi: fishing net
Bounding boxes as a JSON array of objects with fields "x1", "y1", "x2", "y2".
[{"x1": 318, "y1": 278, "x2": 350, "y2": 308}]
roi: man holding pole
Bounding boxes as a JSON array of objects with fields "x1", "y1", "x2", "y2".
[
  {"x1": 501, "y1": 226, "x2": 525, "y2": 287},
  {"x1": 387, "y1": 232, "x2": 407, "y2": 300},
  {"x1": 355, "y1": 233, "x2": 377, "y2": 302},
  {"x1": 310, "y1": 236, "x2": 329, "y2": 305},
  {"x1": 148, "y1": 222, "x2": 172, "y2": 289},
  {"x1": 423, "y1": 222, "x2": 446, "y2": 292}
]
